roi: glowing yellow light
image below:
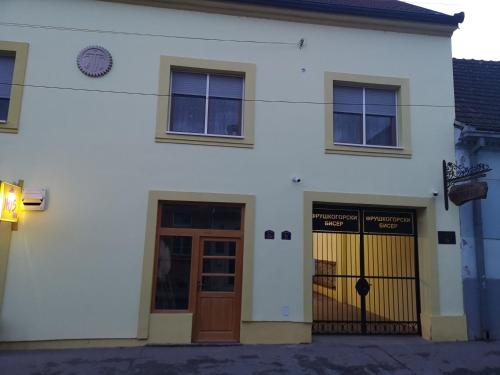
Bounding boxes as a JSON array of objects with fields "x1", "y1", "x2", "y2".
[
  {"x1": 0, "y1": 182, "x2": 22, "y2": 223},
  {"x1": 6, "y1": 191, "x2": 16, "y2": 205}
]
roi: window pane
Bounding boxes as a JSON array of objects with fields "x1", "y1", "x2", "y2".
[
  {"x1": 154, "y1": 236, "x2": 192, "y2": 310},
  {"x1": 0, "y1": 55, "x2": 15, "y2": 99},
  {"x1": 209, "y1": 75, "x2": 243, "y2": 99},
  {"x1": 207, "y1": 97, "x2": 242, "y2": 136},
  {"x1": 366, "y1": 115, "x2": 397, "y2": 146},
  {"x1": 203, "y1": 259, "x2": 236, "y2": 274},
  {"x1": 334, "y1": 113, "x2": 363, "y2": 144},
  {"x1": 210, "y1": 206, "x2": 241, "y2": 230},
  {"x1": 202, "y1": 276, "x2": 234, "y2": 292},
  {"x1": 161, "y1": 204, "x2": 241, "y2": 230},
  {"x1": 0, "y1": 98, "x2": 9, "y2": 122},
  {"x1": 170, "y1": 72, "x2": 207, "y2": 133},
  {"x1": 204, "y1": 241, "x2": 236, "y2": 256},
  {"x1": 333, "y1": 86, "x2": 363, "y2": 114},
  {"x1": 365, "y1": 88, "x2": 396, "y2": 116},
  {"x1": 170, "y1": 95, "x2": 206, "y2": 133},
  {"x1": 171, "y1": 72, "x2": 206, "y2": 96}
]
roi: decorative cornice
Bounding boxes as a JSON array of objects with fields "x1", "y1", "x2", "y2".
[{"x1": 100, "y1": 0, "x2": 458, "y2": 37}]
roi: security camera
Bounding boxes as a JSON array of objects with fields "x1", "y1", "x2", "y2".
[
  {"x1": 292, "y1": 176, "x2": 302, "y2": 183},
  {"x1": 432, "y1": 190, "x2": 439, "y2": 197}
]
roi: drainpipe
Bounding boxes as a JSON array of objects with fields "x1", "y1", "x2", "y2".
[{"x1": 469, "y1": 137, "x2": 489, "y2": 340}]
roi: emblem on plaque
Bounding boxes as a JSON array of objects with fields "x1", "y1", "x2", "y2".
[{"x1": 77, "y1": 46, "x2": 113, "y2": 77}]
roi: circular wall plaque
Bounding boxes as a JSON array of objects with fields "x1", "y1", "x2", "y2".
[{"x1": 77, "y1": 46, "x2": 113, "y2": 77}]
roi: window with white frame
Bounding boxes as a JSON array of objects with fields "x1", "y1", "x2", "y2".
[
  {"x1": 169, "y1": 71, "x2": 244, "y2": 137},
  {"x1": 333, "y1": 86, "x2": 398, "y2": 147}
]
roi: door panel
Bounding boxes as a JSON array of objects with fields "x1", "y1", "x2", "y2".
[{"x1": 192, "y1": 238, "x2": 242, "y2": 342}]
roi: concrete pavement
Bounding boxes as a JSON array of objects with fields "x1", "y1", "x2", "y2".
[{"x1": 1, "y1": 336, "x2": 500, "y2": 374}]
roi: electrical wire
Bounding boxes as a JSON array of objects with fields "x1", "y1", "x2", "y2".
[
  {"x1": 0, "y1": 21, "x2": 298, "y2": 46},
  {"x1": 0, "y1": 82, "x2": 455, "y2": 107}
]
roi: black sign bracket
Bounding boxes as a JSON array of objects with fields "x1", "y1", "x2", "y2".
[{"x1": 443, "y1": 160, "x2": 492, "y2": 210}]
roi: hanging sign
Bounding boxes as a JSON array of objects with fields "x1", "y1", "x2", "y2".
[
  {"x1": 0, "y1": 182, "x2": 22, "y2": 223},
  {"x1": 448, "y1": 182, "x2": 488, "y2": 206},
  {"x1": 363, "y1": 210, "x2": 414, "y2": 235},
  {"x1": 312, "y1": 208, "x2": 359, "y2": 233},
  {"x1": 443, "y1": 160, "x2": 492, "y2": 210}
]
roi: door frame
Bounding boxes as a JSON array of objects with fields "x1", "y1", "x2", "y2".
[
  {"x1": 304, "y1": 191, "x2": 441, "y2": 340},
  {"x1": 137, "y1": 192, "x2": 255, "y2": 344}
]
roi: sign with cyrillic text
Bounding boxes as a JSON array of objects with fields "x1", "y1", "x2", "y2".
[
  {"x1": 363, "y1": 211, "x2": 414, "y2": 235},
  {"x1": 312, "y1": 208, "x2": 360, "y2": 233}
]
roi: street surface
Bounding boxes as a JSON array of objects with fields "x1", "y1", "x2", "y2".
[{"x1": 1, "y1": 336, "x2": 499, "y2": 374}]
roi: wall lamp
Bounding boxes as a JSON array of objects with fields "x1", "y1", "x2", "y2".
[{"x1": 0, "y1": 181, "x2": 23, "y2": 223}]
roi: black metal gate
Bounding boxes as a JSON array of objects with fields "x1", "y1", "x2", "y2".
[{"x1": 312, "y1": 204, "x2": 421, "y2": 335}]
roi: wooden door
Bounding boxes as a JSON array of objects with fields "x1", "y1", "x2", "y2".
[{"x1": 192, "y1": 238, "x2": 243, "y2": 342}]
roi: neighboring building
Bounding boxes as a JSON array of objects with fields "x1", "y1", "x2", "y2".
[
  {"x1": 0, "y1": 0, "x2": 467, "y2": 348},
  {"x1": 454, "y1": 58, "x2": 500, "y2": 340}
]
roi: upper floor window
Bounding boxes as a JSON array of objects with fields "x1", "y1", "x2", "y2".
[
  {"x1": 324, "y1": 72, "x2": 411, "y2": 158},
  {"x1": 0, "y1": 41, "x2": 29, "y2": 134},
  {"x1": 170, "y1": 71, "x2": 244, "y2": 137},
  {"x1": 0, "y1": 55, "x2": 15, "y2": 123},
  {"x1": 333, "y1": 86, "x2": 397, "y2": 147},
  {"x1": 156, "y1": 56, "x2": 256, "y2": 148}
]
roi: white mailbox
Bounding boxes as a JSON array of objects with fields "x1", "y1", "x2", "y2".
[{"x1": 22, "y1": 189, "x2": 47, "y2": 211}]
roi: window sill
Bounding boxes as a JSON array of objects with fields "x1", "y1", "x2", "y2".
[
  {"x1": 325, "y1": 143, "x2": 411, "y2": 158},
  {"x1": 156, "y1": 132, "x2": 254, "y2": 148},
  {"x1": 151, "y1": 309, "x2": 192, "y2": 314},
  {"x1": 0, "y1": 124, "x2": 19, "y2": 134}
]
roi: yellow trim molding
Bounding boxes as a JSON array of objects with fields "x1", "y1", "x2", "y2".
[
  {"x1": 303, "y1": 191, "x2": 445, "y2": 340},
  {"x1": 0, "y1": 321, "x2": 312, "y2": 349},
  {"x1": 421, "y1": 314, "x2": 467, "y2": 341},
  {"x1": 148, "y1": 313, "x2": 193, "y2": 344},
  {"x1": 240, "y1": 322, "x2": 312, "y2": 344},
  {"x1": 137, "y1": 191, "x2": 255, "y2": 341},
  {"x1": 0, "y1": 41, "x2": 29, "y2": 134},
  {"x1": 101, "y1": 0, "x2": 458, "y2": 37},
  {"x1": 0, "y1": 339, "x2": 142, "y2": 351},
  {"x1": 0, "y1": 221, "x2": 13, "y2": 311},
  {"x1": 156, "y1": 56, "x2": 256, "y2": 148},
  {"x1": 324, "y1": 72, "x2": 411, "y2": 158}
]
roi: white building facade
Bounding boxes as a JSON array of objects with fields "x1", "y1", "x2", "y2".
[{"x1": 0, "y1": 0, "x2": 467, "y2": 347}]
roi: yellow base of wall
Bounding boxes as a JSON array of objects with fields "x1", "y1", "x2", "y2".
[
  {"x1": 0, "y1": 338, "x2": 143, "y2": 350},
  {"x1": 240, "y1": 321, "x2": 312, "y2": 344},
  {"x1": 421, "y1": 313, "x2": 468, "y2": 341},
  {"x1": 0, "y1": 321, "x2": 312, "y2": 350},
  {"x1": 148, "y1": 313, "x2": 192, "y2": 344},
  {"x1": 0, "y1": 315, "x2": 468, "y2": 350},
  {"x1": 0, "y1": 221, "x2": 13, "y2": 312}
]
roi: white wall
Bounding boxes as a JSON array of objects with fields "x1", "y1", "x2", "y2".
[{"x1": 0, "y1": 0, "x2": 462, "y2": 340}]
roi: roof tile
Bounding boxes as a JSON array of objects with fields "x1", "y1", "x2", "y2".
[
  {"x1": 222, "y1": 0, "x2": 463, "y2": 25},
  {"x1": 453, "y1": 58, "x2": 500, "y2": 131}
]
